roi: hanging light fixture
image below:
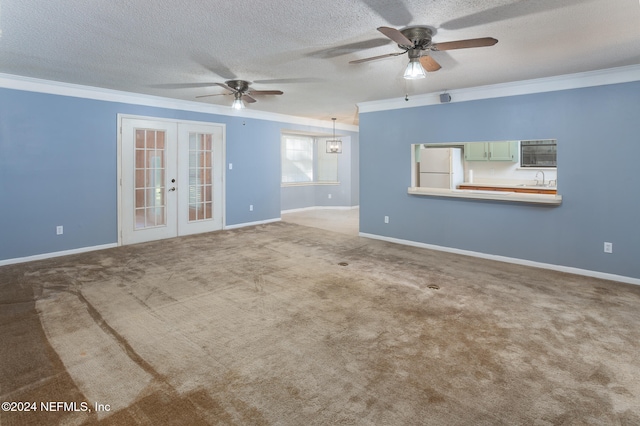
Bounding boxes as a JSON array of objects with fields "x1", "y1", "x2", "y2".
[
  {"x1": 326, "y1": 118, "x2": 342, "y2": 153},
  {"x1": 404, "y1": 50, "x2": 426, "y2": 80}
]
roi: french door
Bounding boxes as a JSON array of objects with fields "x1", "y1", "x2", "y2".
[{"x1": 119, "y1": 117, "x2": 224, "y2": 245}]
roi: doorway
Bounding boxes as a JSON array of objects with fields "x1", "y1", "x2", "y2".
[{"x1": 119, "y1": 116, "x2": 225, "y2": 245}]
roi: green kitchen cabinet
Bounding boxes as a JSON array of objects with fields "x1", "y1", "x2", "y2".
[
  {"x1": 464, "y1": 143, "x2": 488, "y2": 161},
  {"x1": 464, "y1": 141, "x2": 518, "y2": 162}
]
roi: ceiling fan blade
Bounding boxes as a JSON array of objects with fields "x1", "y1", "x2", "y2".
[
  {"x1": 349, "y1": 51, "x2": 406, "y2": 64},
  {"x1": 377, "y1": 26, "x2": 413, "y2": 47},
  {"x1": 215, "y1": 82, "x2": 236, "y2": 92},
  {"x1": 195, "y1": 93, "x2": 231, "y2": 99},
  {"x1": 419, "y1": 55, "x2": 441, "y2": 72},
  {"x1": 248, "y1": 90, "x2": 284, "y2": 95},
  {"x1": 242, "y1": 94, "x2": 257, "y2": 103},
  {"x1": 431, "y1": 37, "x2": 498, "y2": 51}
]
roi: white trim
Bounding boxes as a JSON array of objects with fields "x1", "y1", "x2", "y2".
[
  {"x1": 282, "y1": 205, "x2": 359, "y2": 214},
  {"x1": 116, "y1": 115, "x2": 123, "y2": 246},
  {"x1": 358, "y1": 64, "x2": 640, "y2": 114},
  {"x1": 0, "y1": 244, "x2": 118, "y2": 267},
  {"x1": 224, "y1": 217, "x2": 281, "y2": 230},
  {"x1": 0, "y1": 72, "x2": 359, "y2": 132},
  {"x1": 359, "y1": 232, "x2": 640, "y2": 286}
]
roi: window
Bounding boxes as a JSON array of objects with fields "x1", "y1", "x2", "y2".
[
  {"x1": 281, "y1": 135, "x2": 313, "y2": 183},
  {"x1": 281, "y1": 134, "x2": 338, "y2": 184}
]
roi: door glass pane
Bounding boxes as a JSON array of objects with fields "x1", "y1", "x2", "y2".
[
  {"x1": 135, "y1": 189, "x2": 145, "y2": 208},
  {"x1": 135, "y1": 170, "x2": 145, "y2": 187},
  {"x1": 135, "y1": 150, "x2": 145, "y2": 168},
  {"x1": 134, "y1": 129, "x2": 166, "y2": 229},
  {"x1": 135, "y1": 130, "x2": 145, "y2": 149},
  {"x1": 187, "y1": 133, "x2": 213, "y2": 222},
  {"x1": 145, "y1": 130, "x2": 155, "y2": 149}
]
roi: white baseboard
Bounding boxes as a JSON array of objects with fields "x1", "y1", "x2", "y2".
[
  {"x1": 0, "y1": 220, "x2": 279, "y2": 265},
  {"x1": 0, "y1": 243, "x2": 118, "y2": 267},
  {"x1": 0, "y1": 218, "x2": 294, "y2": 266},
  {"x1": 359, "y1": 232, "x2": 640, "y2": 286},
  {"x1": 282, "y1": 205, "x2": 359, "y2": 214},
  {"x1": 224, "y1": 217, "x2": 281, "y2": 230}
]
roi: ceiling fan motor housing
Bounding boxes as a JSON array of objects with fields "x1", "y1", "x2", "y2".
[
  {"x1": 226, "y1": 79, "x2": 250, "y2": 93},
  {"x1": 400, "y1": 26, "x2": 434, "y2": 50}
]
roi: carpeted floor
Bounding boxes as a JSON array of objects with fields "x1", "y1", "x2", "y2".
[{"x1": 1, "y1": 221, "x2": 640, "y2": 425}]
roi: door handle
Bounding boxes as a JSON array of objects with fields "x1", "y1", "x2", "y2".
[{"x1": 168, "y1": 187, "x2": 176, "y2": 192}]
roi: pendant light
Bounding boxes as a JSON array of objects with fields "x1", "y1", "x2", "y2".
[{"x1": 326, "y1": 118, "x2": 342, "y2": 153}]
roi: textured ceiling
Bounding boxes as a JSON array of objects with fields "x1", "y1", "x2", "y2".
[{"x1": 1, "y1": 0, "x2": 639, "y2": 124}]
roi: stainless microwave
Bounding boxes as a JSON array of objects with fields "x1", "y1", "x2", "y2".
[{"x1": 520, "y1": 140, "x2": 557, "y2": 168}]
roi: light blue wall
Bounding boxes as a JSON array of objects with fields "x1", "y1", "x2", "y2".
[
  {"x1": 280, "y1": 135, "x2": 360, "y2": 211},
  {"x1": 0, "y1": 87, "x2": 358, "y2": 261},
  {"x1": 359, "y1": 81, "x2": 640, "y2": 280}
]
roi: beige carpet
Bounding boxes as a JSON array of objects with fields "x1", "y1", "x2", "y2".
[
  {"x1": 282, "y1": 208, "x2": 359, "y2": 236},
  {"x1": 1, "y1": 221, "x2": 640, "y2": 425}
]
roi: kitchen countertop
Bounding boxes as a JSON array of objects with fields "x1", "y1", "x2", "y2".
[
  {"x1": 458, "y1": 182, "x2": 557, "y2": 190},
  {"x1": 407, "y1": 186, "x2": 562, "y2": 205},
  {"x1": 457, "y1": 182, "x2": 557, "y2": 195}
]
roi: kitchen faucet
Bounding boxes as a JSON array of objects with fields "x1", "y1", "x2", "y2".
[{"x1": 535, "y1": 170, "x2": 545, "y2": 186}]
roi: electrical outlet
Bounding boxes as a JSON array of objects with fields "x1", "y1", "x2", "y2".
[
  {"x1": 249, "y1": 205, "x2": 253, "y2": 211},
  {"x1": 328, "y1": 194, "x2": 332, "y2": 199},
  {"x1": 604, "y1": 242, "x2": 613, "y2": 253},
  {"x1": 384, "y1": 216, "x2": 389, "y2": 224},
  {"x1": 228, "y1": 163, "x2": 233, "y2": 170},
  {"x1": 56, "y1": 226, "x2": 63, "y2": 235}
]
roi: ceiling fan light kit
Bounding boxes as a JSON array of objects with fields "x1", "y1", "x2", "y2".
[
  {"x1": 231, "y1": 92, "x2": 245, "y2": 110},
  {"x1": 231, "y1": 99, "x2": 244, "y2": 110},
  {"x1": 404, "y1": 51, "x2": 426, "y2": 79}
]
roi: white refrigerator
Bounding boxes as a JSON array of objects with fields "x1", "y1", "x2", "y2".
[{"x1": 419, "y1": 147, "x2": 464, "y2": 189}]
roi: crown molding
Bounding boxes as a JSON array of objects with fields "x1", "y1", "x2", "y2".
[
  {"x1": 357, "y1": 64, "x2": 640, "y2": 114},
  {"x1": 0, "y1": 73, "x2": 359, "y2": 132}
]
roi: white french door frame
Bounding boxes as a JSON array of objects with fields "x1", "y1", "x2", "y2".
[{"x1": 117, "y1": 114, "x2": 226, "y2": 246}]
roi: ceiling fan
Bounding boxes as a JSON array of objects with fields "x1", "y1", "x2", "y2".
[
  {"x1": 196, "y1": 79, "x2": 283, "y2": 109},
  {"x1": 350, "y1": 26, "x2": 498, "y2": 79}
]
